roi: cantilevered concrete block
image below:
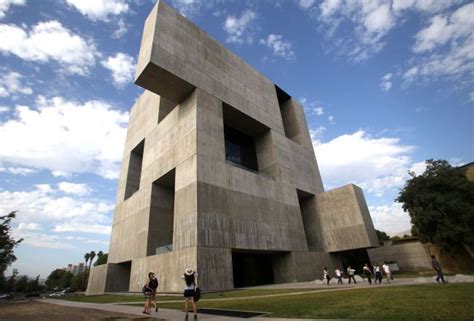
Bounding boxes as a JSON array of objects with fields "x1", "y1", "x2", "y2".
[
  {"x1": 314, "y1": 184, "x2": 379, "y2": 253},
  {"x1": 87, "y1": 0, "x2": 379, "y2": 294}
]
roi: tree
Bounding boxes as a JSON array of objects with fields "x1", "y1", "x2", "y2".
[
  {"x1": 375, "y1": 229, "x2": 390, "y2": 241},
  {"x1": 71, "y1": 271, "x2": 88, "y2": 291},
  {"x1": 88, "y1": 251, "x2": 96, "y2": 270},
  {"x1": 94, "y1": 252, "x2": 107, "y2": 266},
  {"x1": 84, "y1": 253, "x2": 90, "y2": 268},
  {"x1": 15, "y1": 275, "x2": 28, "y2": 292},
  {"x1": 0, "y1": 211, "x2": 23, "y2": 274},
  {"x1": 397, "y1": 159, "x2": 474, "y2": 257},
  {"x1": 45, "y1": 269, "x2": 73, "y2": 289}
]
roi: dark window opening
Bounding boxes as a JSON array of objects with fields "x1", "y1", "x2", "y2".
[
  {"x1": 124, "y1": 140, "x2": 144, "y2": 200},
  {"x1": 224, "y1": 126, "x2": 258, "y2": 171},
  {"x1": 275, "y1": 85, "x2": 301, "y2": 144},
  {"x1": 158, "y1": 96, "x2": 178, "y2": 123},
  {"x1": 148, "y1": 169, "x2": 175, "y2": 256},
  {"x1": 297, "y1": 189, "x2": 320, "y2": 251},
  {"x1": 222, "y1": 103, "x2": 270, "y2": 173},
  {"x1": 107, "y1": 261, "x2": 131, "y2": 292}
]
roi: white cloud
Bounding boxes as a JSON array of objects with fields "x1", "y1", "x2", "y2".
[
  {"x1": 51, "y1": 171, "x2": 72, "y2": 178},
  {"x1": 409, "y1": 160, "x2": 427, "y2": 176},
  {"x1": 0, "y1": 71, "x2": 32, "y2": 97},
  {"x1": 317, "y1": 0, "x2": 396, "y2": 61},
  {"x1": 259, "y1": 34, "x2": 295, "y2": 60},
  {"x1": 66, "y1": 0, "x2": 128, "y2": 21},
  {"x1": 0, "y1": 105, "x2": 8, "y2": 113},
  {"x1": 470, "y1": 91, "x2": 474, "y2": 102},
  {"x1": 392, "y1": 0, "x2": 459, "y2": 14},
  {"x1": 0, "y1": 20, "x2": 98, "y2": 75},
  {"x1": 380, "y1": 72, "x2": 392, "y2": 91},
  {"x1": 17, "y1": 222, "x2": 42, "y2": 231},
  {"x1": 101, "y1": 52, "x2": 135, "y2": 87},
  {"x1": 58, "y1": 182, "x2": 91, "y2": 196},
  {"x1": 0, "y1": 166, "x2": 37, "y2": 175},
  {"x1": 53, "y1": 222, "x2": 111, "y2": 235},
  {"x1": 413, "y1": 4, "x2": 473, "y2": 53},
  {"x1": 224, "y1": 9, "x2": 256, "y2": 44},
  {"x1": 296, "y1": 0, "x2": 316, "y2": 10},
  {"x1": 1, "y1": 185, "x2": 114, "y2": 242},
  {"x1": 369, "y1": 202, "x2": 411, "y2": 234},
  {"x1": 313, "y1": 130, "x2": 415, "y2": 196},
  {"x1": 328, "y1": 115, "x2": 335, "y2": 123},
  {"x1": 310, "y1": 126, "x2": 326, "y2": 145},
  {"x1": 405, "y1": 3, "x2": 473, "y2": 85},
  {"x1": 314, "y1": 0, "x2": 460, "y2": 62},
  {"x1": 0, "y1": 0, "x2": 24, "y2": 19},
  {"x1": 112, "y1": 18, "x2": 127, "y2": 39},
  {"x1": 314, "y1": 106, "x2": 324, "y2": 115},
  {"x1": 0, "y1": 96, "x2": 128, "y2": 179}
]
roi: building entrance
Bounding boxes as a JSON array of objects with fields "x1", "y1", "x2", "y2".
[{"x1": 232, "y1": 251, "x2": 274, "y2": 288}]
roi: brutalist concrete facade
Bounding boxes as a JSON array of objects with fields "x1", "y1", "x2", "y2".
[{"x1": 87, "y1": 1, "x2": 379, "y2": 295}]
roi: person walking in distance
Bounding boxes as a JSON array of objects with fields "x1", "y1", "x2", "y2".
[
  {"x1": 323, "y1": 267, "x2": 331, "y2": 285},
  {"x1": 363, "y1": 263, "x2": 373, "y2": 285},
  {"x1": 431, "y1": 255, "x2": 446, "y2": 283},
  {"x1": 374, "y1": 263, "x2": 383, "y2": 285},
  {"x1": 347, "y1": 266, "x2": 356, "y2": 284},
  {"x1": 149, "y1": 272, "x2": 159, "y2": 312},
  {"x1": 382, "y1": 262, "x2": 393, "y2": 283},
  {"x1": 335, "y1": 268, "x2": 343, "y2": 285},
  {"x1": 182, "y1": 266, "x2": 199, "y2": 319}
]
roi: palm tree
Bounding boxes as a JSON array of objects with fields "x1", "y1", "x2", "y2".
[
  {"x1": 84, "y1": 253, "x2": 90, "y2": 269},
  {"x1": 89, "y1": 251, "x2": 96, "y2": 270}
]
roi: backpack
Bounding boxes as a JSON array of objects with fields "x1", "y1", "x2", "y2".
[
  {"x1": 142, "y1": 285, "x2": 152, "y2": 295},
  {"x1": 184, "y1": 273, "x2": 195, "y2": 286}
]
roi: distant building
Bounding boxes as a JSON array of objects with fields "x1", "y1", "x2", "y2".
[
  {"x1": 66, "y1": 263, "x2": 86, "y2": 276},
  {"x1": 459, "y1": 162, "x2": 474, "y2": 181}
]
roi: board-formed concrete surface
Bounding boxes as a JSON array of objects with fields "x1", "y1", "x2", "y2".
[{"x1": 87, "y1": 0, "x2": 379, "y2": 295}]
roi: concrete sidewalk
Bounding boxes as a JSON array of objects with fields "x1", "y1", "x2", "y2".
[{"x1": 40, "y1": 298, "x2": 356, "y2": 321}]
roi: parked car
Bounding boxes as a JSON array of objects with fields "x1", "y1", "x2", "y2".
[
  {"x1": 48, "y1": 292, "x2": 64, "y2": 297},
  {"x1": 24, "y1": 292, "x2": 41, "y2": 298},
  {"x1": 0, "y1": 293, "x2": 14, "y2": 300}
]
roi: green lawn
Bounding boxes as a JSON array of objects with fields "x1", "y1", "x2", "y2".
[
  {"x1": 61, "y1": 288, "x2": 322, "y2": 304},
  {"x1": 147, "y1": 284, "x2": 474, "y2": 321}
]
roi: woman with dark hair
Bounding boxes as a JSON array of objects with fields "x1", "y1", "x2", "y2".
[
  {"x1": 182, "y1": 266, "x2": 198, "y2": 320},
  {"x1": 142, "y1": 272, "x2": 154, "y2": 314}
]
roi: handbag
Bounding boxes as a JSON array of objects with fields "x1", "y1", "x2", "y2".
[{"x1": 193, "y1": 287, "x2": 201, "y2": 302}]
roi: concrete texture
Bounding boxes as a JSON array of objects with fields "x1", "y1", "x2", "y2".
[
  {"x1": 87, "y1": 0, "x2": 379, "y2": 294},
  {"x1": 368, "y1": 241, "x2": 432, "y2": 271}
]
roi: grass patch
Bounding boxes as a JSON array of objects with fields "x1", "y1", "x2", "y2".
[
  {"x1": 60, "y1": 288, "x2": 320, "y2": 304},
  {"x1": 153, "y1": 284, "x2": 474, "y2": 321}
]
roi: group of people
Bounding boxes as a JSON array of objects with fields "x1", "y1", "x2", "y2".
[
  {"x1": 142, "y1": 266, "x2": 200, "y2": 320},
  {"x1": 323, "y1": 262, "x2": 393, "y2": 285}
]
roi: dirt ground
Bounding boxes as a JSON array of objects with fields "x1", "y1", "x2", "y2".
[{"x1": 0, "y1": 301, "x2": 158, "y2": 321}]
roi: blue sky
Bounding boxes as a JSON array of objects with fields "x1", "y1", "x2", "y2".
[{"x1": 0, "y1": 0, "x2": 472, "y2": 278}]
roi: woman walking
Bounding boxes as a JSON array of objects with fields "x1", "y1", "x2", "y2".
[
  {"x1": 182, "y1": 266, "x2": 199, "y2": 320},
  {"x1": 374, "y1": 263, "x2": 383, "y2": 285},
  {"x1": 142, "y1": 272, "x2": 154, "y2": 314},
  {"x1": 323, "y1": 267, "x2": 330, "y2": 285}
]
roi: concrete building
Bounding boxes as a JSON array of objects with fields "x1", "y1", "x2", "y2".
[{"x1": 87, "y1": 0, "x2": 379, "y2": 295}]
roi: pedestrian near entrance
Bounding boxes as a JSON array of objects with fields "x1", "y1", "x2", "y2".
[
  {"x1": 374, "y1": 263, "x2": 383, "y2": 285},
  {"x1": 346, "y1": 266, "x2": 356, "y2": 284},
  {"x1": 323, "y1": 267, "x2": 330, "y2": 285},
  {"x1": 182, "y1": 267, "x2": 199, "y2": 319},
  {"x1": 382, "y1": 262, "x2": 393, "y2": 283},
  {"x1": 149, "y1": 272, "x2": 159, "y2": 312},
  {"x1": 335, "y1": 268, "x2": 343, "y2": 284},
  {"x1": 363, "y1": 264, "x2": 373, "y2": 284},
  {"x1": 431, "y1": 255, "x2": 446, "y2": 283}
]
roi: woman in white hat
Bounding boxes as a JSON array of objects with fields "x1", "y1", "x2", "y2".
[{"x1": 182, "y1": 266, "x2": 198, "y2": 320}]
